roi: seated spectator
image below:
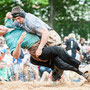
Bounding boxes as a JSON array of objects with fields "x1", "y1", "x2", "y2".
[
  {"x1": 81, "y1": 45, "x2": 90, "y2": 64},
  {"x1": 23, "y1": 63, "x2": 31, "y2": 81},
  {"x1": 79, "y1": 38, "x2": 87, "y2": 54},
  {"x1": 12, "y1": 49, "x2": 24, "y2": 81},
  {"x1": 30, "y1": 64, "x2": 40, "y2": 81},
  {"x1": 1, "y1": 48, "x2": 13, "y2": 81},
  {"x1": 0, "y1": 60, "x2": 11, "y2": 81},
  {"x1": 13, "y1": 57, "x2": 22, "y2": 81}
]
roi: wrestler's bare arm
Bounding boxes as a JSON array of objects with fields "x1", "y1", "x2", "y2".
[
  {"x1": 0, "y1": 25, "x2": 15, "y2": 36},
  {"x1": 36, "y1": 27, "x2": 49, "y2": 57},
  {"x1": 12, "y1": 32, "x2": 26, "y2": 59}
]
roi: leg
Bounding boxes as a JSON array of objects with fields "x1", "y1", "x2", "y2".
[
  {"x1": 53, "y1": 46, "x2": 81, "y2": 69},
  {"x1": 54, "y1": 56, "x2": 77, "y2": 71},
  {"x1": 54, "y1": 56, "x2": 87, "y2": 79},
  {"x1": 39, "y1": 46, "x2": 81, "y2": 69},
  {"x1": 37, "y1": 46, "x2": 83, "y2": 81},
  {"x1": 13, "y1": 64, "x2": 19, "y2": 81}
]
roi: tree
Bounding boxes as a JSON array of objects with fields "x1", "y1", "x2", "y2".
[
  {"x1": 0, "y1": 0, "x2": 89, "y2": 40},
  {"x1": 0, "y1": 0, "x2": 19, "y2": 24},
  {"x1": 51, "y1": 0, "x2": 90, "y2": 40}
]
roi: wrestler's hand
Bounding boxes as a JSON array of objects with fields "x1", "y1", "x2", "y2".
[
  {"x1": 36, "y1": 47, "x2": 42, "y2": 57},
  {"x1": 6, "y1": 12, "x2": 12, "y2": 19},
  {"x1": 0, "y1": 25, "x2": 8, "y2": 31},
  {"x1": 0, "y1": 25, "x2": 9, "y2": 36},
  {"x1": 17, "y1": 32, "x2": 26, "y2": 45}
]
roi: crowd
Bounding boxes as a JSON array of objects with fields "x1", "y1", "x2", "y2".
[{"x1": 0, "y1": 33, "x2": 90, "y2": 84}]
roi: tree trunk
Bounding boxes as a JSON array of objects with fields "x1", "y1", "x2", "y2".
[{"x1": 48, "y1": 0, "x2": 55, "y2": 28}]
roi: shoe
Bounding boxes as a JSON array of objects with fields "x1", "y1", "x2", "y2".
[
  {"x1": 84, "y1": 71, "x2": 90, "y2": 82},
  {"x1": 52, "y1": 65, "x2": 63, "y2": 81},
  {"x1": 52, "y1": 70, "x2": 61, "y2": 81}
]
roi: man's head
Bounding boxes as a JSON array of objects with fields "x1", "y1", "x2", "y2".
[
  {"x1": 80, "y1": 38, "x2": 85, "y2": 45},
  {"x1": 11, "y1": 6, "x2": 25, "y2": 24},
  {"x1": 68, "y1": 33, "x2": 75, "y2": 39},
  {"x1": 0, "y1": 49, "x2": 7, "y2": 58}
]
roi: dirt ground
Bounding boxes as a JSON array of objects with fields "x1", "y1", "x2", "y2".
[{"x1": 0, "y1": 81, "x2": 90, "y2": 90}]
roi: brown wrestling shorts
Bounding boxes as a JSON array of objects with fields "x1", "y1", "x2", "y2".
[{"x1": 28, "y1": 40, "x2": 48, "y2": 62}]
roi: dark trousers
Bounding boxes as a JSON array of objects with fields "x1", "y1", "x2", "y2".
[
  {"x1": 39, "y1": 46, "x2": 80, "y2": 68},
  {"x1": 31, "y1": 46, "x2": 80, "y2": 69},
  {"x1": 54, "y1": 56, "x2": 85, "y2": 76},
  {"x1": 72, "y1": 52, "x2": 76, "y2": 59},
  {"x1": 30, "y1": 46, "x2": 86, "y2": 78}
]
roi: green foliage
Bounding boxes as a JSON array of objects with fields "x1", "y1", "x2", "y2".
[
  {"x1": 0, "y1": 0, "x2": 18, "y2": 24},
  {"x1": 0, "y1": 0, "x2": 89, "y2": 40},
  {"x1": 53, "y1": 0, "x2": 90, "y2": 40},
  {"x1": 31, "y1": 0, "x2": 48, "y2": 5}
]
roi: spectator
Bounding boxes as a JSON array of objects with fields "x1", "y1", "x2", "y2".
[
  {"x1": 0, "y1": 56, "x2": 11, "y2": 81},
  {"x1": 0, "y1": 49, "x2": 7, "y2": 59},
  {"x1": 1, "y1": 48, "x2": 13, "y2": 81},
  {"x1": 13, "y1": 57, "x2": 22, "y2": 81},
  {"x1": 79, "y1": 38, "x2": 87, "y2": 54},
  {"x1": 65, "y1": 33, "x2": 80, "y2": 58},
  {"x1": 81, "y1": 45, "x2": 90, "y2": 64},
  {"x1": 0, "y1": 61, "x2": 11, "y2": 81},
  {"x1": 23, "y1": 63, "x2": 31, "y2": 81}
]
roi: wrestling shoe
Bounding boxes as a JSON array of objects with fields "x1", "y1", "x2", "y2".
[
  {"x1": 84, "y1": 71, "x2": 90, "y2": 82},
  {"x1": 52, "y1": 65, "x2": 63, "y2": 81}
]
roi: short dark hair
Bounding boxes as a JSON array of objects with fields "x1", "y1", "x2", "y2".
[
  {"x1": 11, "y1": 6, "x2": 23, "y2": 14},
  {"x1": 11, "y1": 6, "x2": 25, "y2": 18}
]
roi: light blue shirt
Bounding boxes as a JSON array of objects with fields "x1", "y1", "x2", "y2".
[{"x1": 13, "y1": 13, "x2": 52, "y2": 36}]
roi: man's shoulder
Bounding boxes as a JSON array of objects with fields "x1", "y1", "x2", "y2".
[
  {"x1": 25, "y1": 13, "x2": 36, "y2": 19},
  {"x1": 25, "y1": 13, "x2": 39, "y2": 26}
]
